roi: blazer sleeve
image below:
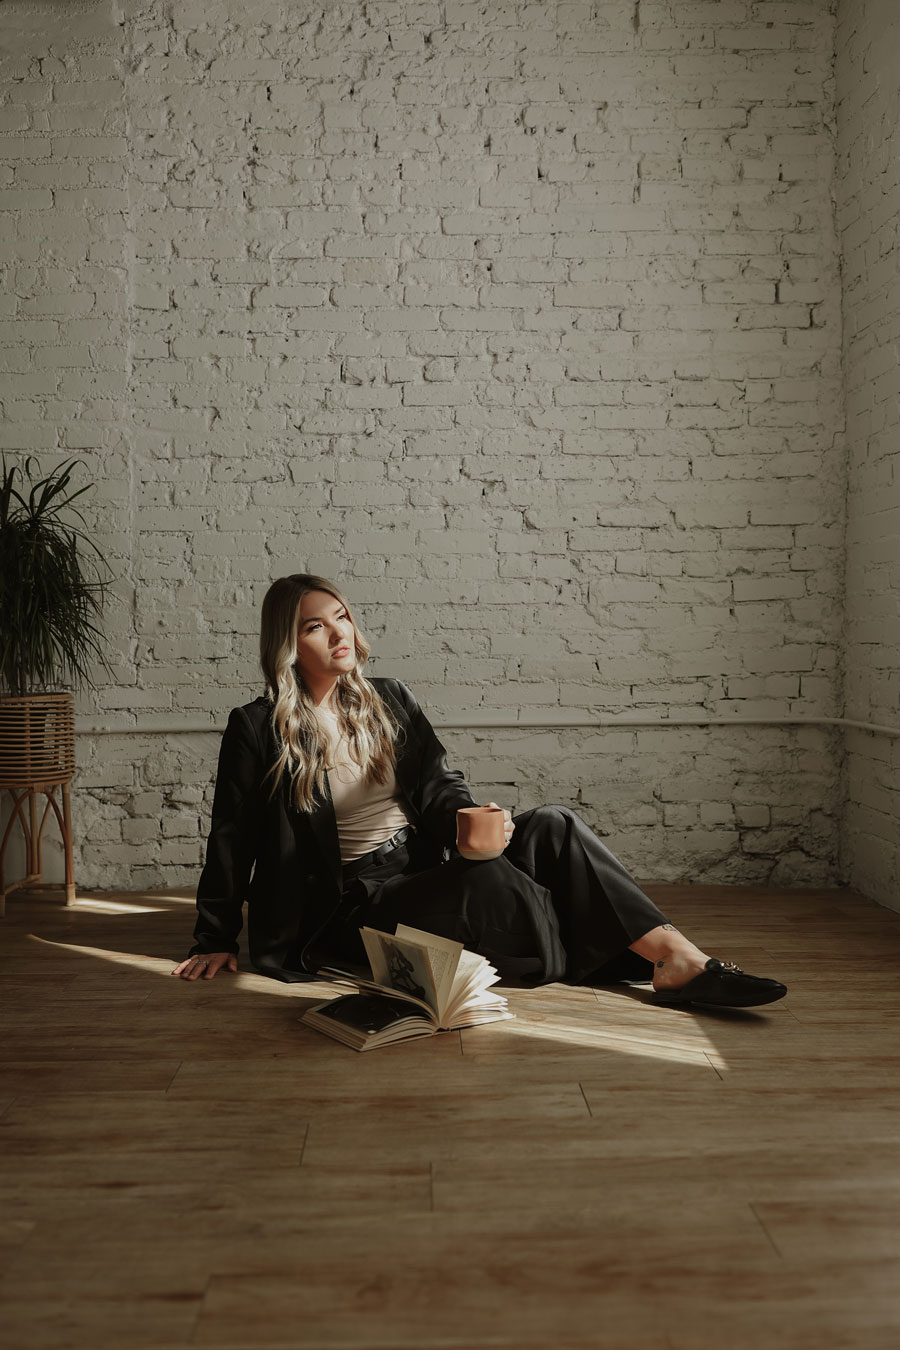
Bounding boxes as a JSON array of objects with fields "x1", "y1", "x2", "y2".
[
  {"x1": 392, "y1": 680, "x2": 478, "y2": 849},
  {"x1": 191, "y1": 705, "x2": 263, "y2": 956}
]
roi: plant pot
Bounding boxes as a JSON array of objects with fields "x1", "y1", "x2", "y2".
[{"x1": 0, "y1": 693, "x2": 75, "y2": 788}]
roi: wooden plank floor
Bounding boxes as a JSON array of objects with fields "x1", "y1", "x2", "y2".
[{"x1": 1, "y1": 883, "x2": 899, "y2": 1349}]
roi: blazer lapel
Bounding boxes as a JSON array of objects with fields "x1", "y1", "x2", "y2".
[
  {"x1": 258, "y1": 706, "x2": 339, "y2": 893},
  {"x1": 376, "y1": 681, "x2": 421, "y2": 824},
  {"x1": 392, "y1": 740, "x2": 421, "y2": 826},
  {"x1": 280, "y1": 766, "x2": 342, "y2": 892},
  {"x1": 304, "y1": 774, "x2": 343, "y2": 889}
]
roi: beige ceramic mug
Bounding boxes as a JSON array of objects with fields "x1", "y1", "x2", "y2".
[{"x1": 456, "y1": 805, "x2": 507, "y2": 861}]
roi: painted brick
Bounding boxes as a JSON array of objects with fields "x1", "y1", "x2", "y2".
[
  {"x1": 0, "y1": 0, "x2": 861, "y2": 895},
  {"x1": 836, "y1": 1, "x2": 900, "y2": 910}
]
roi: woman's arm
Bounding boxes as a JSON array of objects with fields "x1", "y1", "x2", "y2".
[
  {"x1": 188, "y1": 704, "x2": 263, "y2": 960},
  {"x1": 391, "y1": 680, "x2": 478, "y2": 848}
]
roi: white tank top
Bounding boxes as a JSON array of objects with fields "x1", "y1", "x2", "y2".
[{"x1": 313, "y1": 703, "x2": 412, "y2": 864}]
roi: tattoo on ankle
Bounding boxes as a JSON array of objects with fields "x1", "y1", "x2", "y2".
[{"x1": 656, "y1": 959, "x2": 665, "y2": 968}]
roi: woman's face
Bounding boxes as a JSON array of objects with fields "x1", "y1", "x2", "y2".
[{"x1": 294, "y1": 589, "x2": 357, "y2": 692}]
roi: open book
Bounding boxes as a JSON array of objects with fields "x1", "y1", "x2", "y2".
[{"x1": 300, "y1": 924, "x2": 513, "y2": 1051}]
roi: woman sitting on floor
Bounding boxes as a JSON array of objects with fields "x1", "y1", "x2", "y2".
[{"x1": 174, "y1": 573, "x2": 787, "y2": 1011}]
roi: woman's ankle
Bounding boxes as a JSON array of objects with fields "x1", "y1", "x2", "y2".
[{"x1": 628, "y1": 924, "x2": 710, "y2": 989}]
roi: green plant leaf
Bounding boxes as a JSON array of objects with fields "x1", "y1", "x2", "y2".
[{"x1": 0, "y1": 454, "x2": 115, "y2": 695}]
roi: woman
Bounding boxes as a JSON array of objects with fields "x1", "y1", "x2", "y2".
[{"x1": 174, "y1": 574, "x2": 787, "y2": 1010}]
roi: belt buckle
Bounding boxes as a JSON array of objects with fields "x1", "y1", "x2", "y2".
[
  {"x1": 376, "y1": 827, "x2": 406, "y2": 866},
  {"x1": 374, "y1": 832, "x2": 399, "y2": 866}
]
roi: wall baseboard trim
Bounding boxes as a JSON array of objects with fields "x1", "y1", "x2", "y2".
[{"x1": 73, "y1": 714, "x2": 900, "y2": 739}]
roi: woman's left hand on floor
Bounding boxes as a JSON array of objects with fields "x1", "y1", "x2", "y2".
[{"x1": 172, "y1": 952, "x2": 238, "y2": 980}]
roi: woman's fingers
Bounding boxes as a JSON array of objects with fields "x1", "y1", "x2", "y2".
[
  {"x1": 172, "y1": 953, "x2": 237, "y2": 980},
  {"x1": 485, "y1": 802, "x2": 515, "y2": 845},
  {"x1": 206, "y1": 953, "x2": 239, "y2": 979}
]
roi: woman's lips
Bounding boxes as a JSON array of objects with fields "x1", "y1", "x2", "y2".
[{"x1": 332, "y1": 646, "x2": 351, "y2": 657}]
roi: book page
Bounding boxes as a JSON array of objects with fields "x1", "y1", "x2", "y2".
[
  {"x1": 360, "y1": 928, "x2": 441, "y2": 1017},
  {"x1": 441, "y1": 950, "x2": 503, "y2": 1025},
  {"x1": 316, "y1": 967, "x2": 438, "y2": 1021},
  {"x1": 357, "y1": 927, "x2": 510, "y2": 1031},
  {"x1": 312, "y1": 994, "x2": 431, "y2": 1034},
  {"x1": 394, "y1": 925, "x2": 463, "y2": 1021},
  {"x1": 301, "y1": 996, "x2": 438, "y2": 1051}
]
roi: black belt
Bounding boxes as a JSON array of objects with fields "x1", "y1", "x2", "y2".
[{"x1": 340, "y1": 826, "x2": 413, "y2": 882}]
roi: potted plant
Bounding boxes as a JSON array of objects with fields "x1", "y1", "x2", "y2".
[{"x1": 0, "y1": 455, "x2": 113, "y2": 913}]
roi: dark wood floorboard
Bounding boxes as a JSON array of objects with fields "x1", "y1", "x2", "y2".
[{"x1": 1, "y1": 883, "x2": 898, "y2": 1348}]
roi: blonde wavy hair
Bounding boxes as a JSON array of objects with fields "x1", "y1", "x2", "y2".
[{"x1": 259, "y1": 573, "x2": 403, "y2": 813}]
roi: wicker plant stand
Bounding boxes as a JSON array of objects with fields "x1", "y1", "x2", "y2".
[{"x1": 0, "y1": 693, "x2": 76, "y2": 916}]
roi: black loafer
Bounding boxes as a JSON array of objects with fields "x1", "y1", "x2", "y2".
[{"x1": 650, "y1": 958, "x2": 787, "y2": 1009}]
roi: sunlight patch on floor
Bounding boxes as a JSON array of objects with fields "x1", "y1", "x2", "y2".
[
  {"x1": 498, "y1": 1012, "x2": 725, "y2": 1066},
  {"x1": 69, "y1": 898, "x2": 165, "y2": 914},
  {"x1": 29, "y1": 936, "x2": 728, "y2": 1066},
  {"x1": 28, "y1": 936, "x2": 323, "y2": 996},
  {"x1": 30, "y1": 936, "x2": 177, "y2": 970}
]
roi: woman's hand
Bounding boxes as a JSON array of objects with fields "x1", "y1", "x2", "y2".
[
  {"x1": 486, "y1": 802, "x2": 515, "y2": 848},
  {"x1": 172, "y1": 952, "x2": 238, "y2": 981}
]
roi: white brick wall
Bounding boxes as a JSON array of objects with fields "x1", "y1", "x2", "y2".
[
  {"x1": 836, "y1": 0, "x2": 900, "y2": 912},
  {"x1": 1, "y1": 0, "x2": 851, "y2": 892}
]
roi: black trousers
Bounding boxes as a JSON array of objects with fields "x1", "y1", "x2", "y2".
[{"x1": 319, "y1": 805, "x2": 671, "y2": 987}]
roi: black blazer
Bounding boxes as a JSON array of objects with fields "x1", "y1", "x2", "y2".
[{"x1": 190, "y1": 678, "x2": 477, "y2": 981}]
